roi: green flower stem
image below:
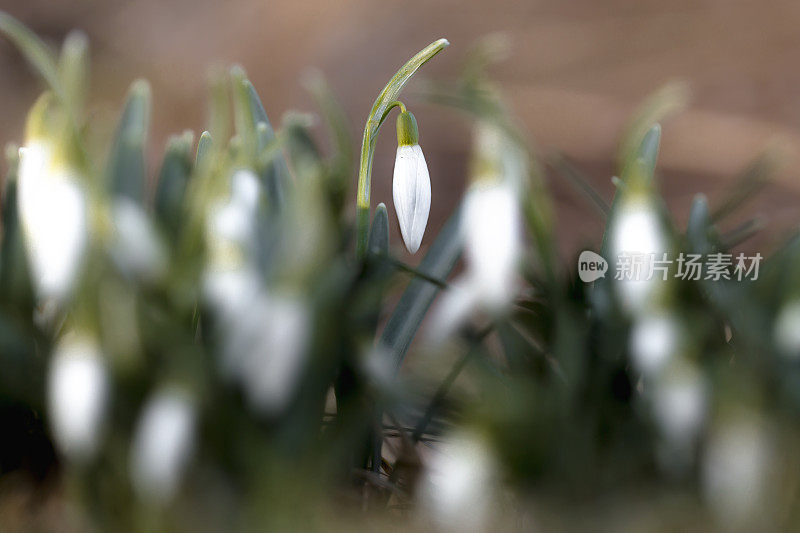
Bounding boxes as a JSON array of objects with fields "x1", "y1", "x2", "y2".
[{"x1": 355, "y1": 38, "x2": 449, "y2": 258}]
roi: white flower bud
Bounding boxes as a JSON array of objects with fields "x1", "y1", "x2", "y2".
[
  {"x1": 392, "y1": 110, "x2": 430, "y2": 254},
  {"x1": 774, "y1": 299, "x2": 800, "y2": 359},
  {"x1": 462, "y1": 180, "x2": 521, "y2": 310},
  {"x1": 418, "y1": 432, "x2": 495, "y2": 532},
  {"x1": 629, "y1": 311, "x2": 681, "y2": 376},
  {"x1": 18, "y1": 141, "x2": 88, "y2": 303},
  {"x1": 240, "y1": 292, "x2": 310, "y2": 415},
  {"x1": 703, "y1": 418, "x2": 770, "y2": 528},
  {"x1": 130, "y1": 388, "x2": 196, "y2": 504},
  {"x1": 608, "y1": 198, "x2": 667, "y2": 314},
  {"x1": 48, "y1": 333, "x2": 108, "y2": 461},
  {"x1": 392, "y1": 144, "x2": 431, "y2": 254},
  {"x1": 112, "y1": 199, "x2": 167, "y2": 282},
  {"x1": 652, "y1": 361, "x2": 707, "y2": 448}
]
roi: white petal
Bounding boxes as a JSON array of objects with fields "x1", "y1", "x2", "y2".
[
  {"x1": 629, "y1": 312, "x2": 680, "y2": 376},
  {"x1": 652, "y1": 361, "x2": 706, "y2": 447},
  {"x1": 130, "y1": 388, "x2": 196, "y2": 503},
  {"x1": 240, "y1": 292, "x2": 310, "y2": 415},
  {"x1": 462, "y1": 181, "x2": 521, "y2": 309},
  {"x1": 428, "y1": 277, "x2": 479, "y2": 341},
  {"x1": 18, "y1": 143, "x2": 87, "y2": 302},
  {"x1": 112, "y1": 199, "x2": 167, "y2": 281},
  {"x1": 392, "y1": 144, "x2": 431, "y2": 253},
  {"x1": 48, "y1": 334, "x2": 108, "y2": 461},
  {"x1": 703, "y1": 418, "x2": 770, "y2": 528},
  {"x1": 608, "y1": 199, "x2": 666, "y2": 314},
  {"x1": 774, "y1": 299, "x2": 800, "y2": 359},
  {"x1": 418, "y1": 432, "x2": 495, "y2": 531}
]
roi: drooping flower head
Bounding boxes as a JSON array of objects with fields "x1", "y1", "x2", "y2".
[
  {"x1": 429, "y1": 122, "x2": 523, "y2": 339},
  {"x1": 17, "y1": 94, "x2": 88, "y2": 304},
  {"x1": 47, "y1": 331, "x2": 109, "y2": 462},
  {"x1": 392, "y1": 110, "x2": 431, "y2": 254},
  {"x1": 130, "y1": 387, "x2": 196, "y2": 504}
]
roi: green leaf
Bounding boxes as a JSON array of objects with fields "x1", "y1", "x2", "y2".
[
  {"x1": 687, "y1": 194, "x2": 714, "y2": 255},
  {"x1": 282, "y1": 112, "x2": 323, "y2": 181},
  {"x1": 304, "y1": 70, "x2": 353, "y2": 178},
  {"x1": 195, "y1": 130, "x2": 213, "y2": 169},
  {"x1": 58, "y1": 30, "x2": 88, "y2": 116},
  {"x1": 549, "y1": 154, "x2": 609, "y2": 219},
  {"x1": 0, "y1": 11, "x2": 62, "y2": 97},
  {"x1": 378, "y1": 205, "x2": 462, "y2": 373},
  {"x1": 155, "y1": 131, "x2": 194, "y2": 239},
  {"x1": 247, "y1": 80, "x2": 291, "y2": 209},
  {"x1": 368, "y1": 203, "x2": 389, "y2": 256},
  {"x1": 107, "y1": 79, "x2": 151, "y2": 203},
  {"x1": 230, "y1": 66, "x2": 258, "y2": 165},
  {"x1": 618, "y1": 82, "x2": 686, "y2": 170},
  {"x1": 711, "y1": 152, "x2": 776, "y2": 222},
  {"x1": 0, "y1": 145, "x2": 32, "y2": 304}
]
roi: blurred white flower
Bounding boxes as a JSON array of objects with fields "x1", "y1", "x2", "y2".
[
  {"x1": 205, "y1": 169, "x2": 262, "y2": 269},
  {"x1": 773, "y1": 299, "x2": 800, "y2": 359},
  {"x1": 112, "y1": 199, "x2": 167, "y2": 282},
  {"x1": 629, "y1": 311, "x2": 681, "y2": 376},
  {"x1": 462, "y1": 180, "x2": 521, "y2": 309},
  {"x1": 48, "y1": 333, "x2": 108, "y2": 461},
  {"x1": 429, "y1": 180, "x2": 521, "y2": 341},
  {"x1": 418, "y1": 432, "x2": 495, "y2": 532},
  {"x1": 204, "y1": 269, "x2": 310, "y2": 415},
  {"x1": 18, "y1": 141, "x2": 88, "y2": 303},
  {"x1": 130, "y1": 388, "x2": 196, "y2": 504},
  {"x1": 703, "y1": 418, "x2": 770, "y2": 528},
  {"x1": 393, "y1": 144, "x2": 431, "y2": 254},
  {"x1": 652, "y1": 361, "x2": 707, "y2": 449},
  {"x1": 239, "y1": 292, "x2": 310, "y2": 415},
  {"x1": 608, "y1": 199, "x2": 666, "y2": 314}
]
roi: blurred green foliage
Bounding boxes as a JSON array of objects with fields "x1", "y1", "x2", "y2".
[{"x1": 0, "y1": 13, "x2": 799, "y2": 532}]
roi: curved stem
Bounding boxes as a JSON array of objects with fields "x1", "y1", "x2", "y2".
[
  {"x1": 355, "y1": 38, "x2": 449, "y2": 258},
  {"x1": 378, "y1": 100, "x2": 407, "y2": 125}
]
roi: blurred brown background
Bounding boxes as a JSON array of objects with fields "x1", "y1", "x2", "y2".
[{"x1": 2, "y1": 0, "x2": 799, "y2": 260}]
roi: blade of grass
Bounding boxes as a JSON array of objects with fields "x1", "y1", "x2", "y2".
[
  {"x1": 548, "y1": 154, "x2": 609, "y2": 218},
  {"x1": 711, "y1": 152, "x2": 776, "y2": 222}
]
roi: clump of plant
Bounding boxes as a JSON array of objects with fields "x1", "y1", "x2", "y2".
[{"x1": 1, "y1": 11, "x2": 799, "y2": 531}]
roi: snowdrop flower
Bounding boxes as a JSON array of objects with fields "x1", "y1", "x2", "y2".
[
  {"x1": 703, "y1": 417, "x2": 771, "y2": 528},
  {"x1": 392, "y1": 110, "x2": 430, "y2": 253},
  {"x1": 462, "y1": 179, "x2": 522, "y2": 309},
  {"x1": 418, "y1": 431, "x2": 496, "y2": 532},
  {"x1": 130, "y1": 388, "x2": 196, "y2": 504},
  {"x1": 48, "y1": 333, "x2": 109, "y2": 461},
  {"x1": 608, "y1": 197, "x2": 667, "y2": 314},
  {"x1": 111, "y1": 199, "x2": 167, "y2": 282},
  {"x1": 629, "y1": 311, "x2": 681, "y2": 376},
  {"x1": 652, "y1": 360, "x2": 707, "y2": 450},
  {"x1": 773, "y1": 299, "x2": 800, "y2": 359},
  {"x1": 429, "y1": 123, "x2": 522, "y2": 340},
  {"x1": 204, "y1": 169, "x2": 262, "y2": 270},
  {"x1": 239, "y1": 292, "x2": 310, "y2": 415},
  {"x1": 18, "y1": 141, "x2": 88, "y2": 303}
]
